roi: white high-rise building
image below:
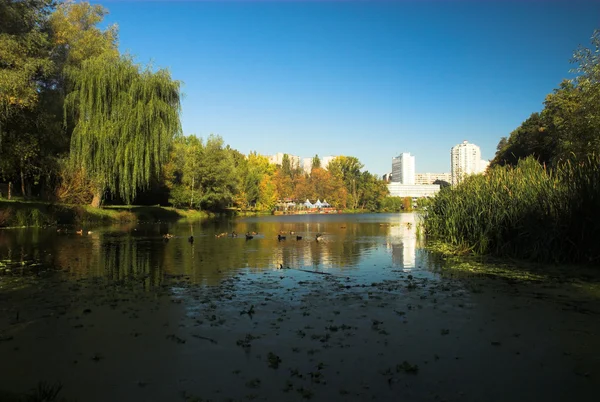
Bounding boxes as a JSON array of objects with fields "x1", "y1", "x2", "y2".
[
  {"x1": 451, "y1": 141, "x2": 484, "y2": 185},
  {"x1": 391, "y1": 153, "x2": 415, "y2": 185}
]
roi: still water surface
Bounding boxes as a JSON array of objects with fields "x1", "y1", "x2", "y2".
[
  {"x1": 1, "y1": 213, "x2": 600, "y2": 402},
  {"x1": 0, "y1": 213, "x2": 430, "y2": 286}
]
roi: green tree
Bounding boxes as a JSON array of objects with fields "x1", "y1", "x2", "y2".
[
  {"x1": 311, "y1": 154, "x2": 321, "y2": 171},
  {"x1": 356, "y1": 171, "x2": 389, "y2": 210},
  {"x1": 0, "y1": 0, "x2": 54, "y2": 196},
  {"x1": 165, "y1": 135, "x2": 203, "y2": 208},
  {"x1": 0, "y1": 0, "x2": 53, "y2": 117},
  {"x1": 65, "y1": 54, "x2": 182, "y2": 206},
  {"x1": 196, "y1": 135, "x2": 237, "y2": 210},
  {"x1": 491, "y1": 29, "x2": 600, "y2": 169},
  {"x1": 328, "y1": 156, "x2": 364, "y2": 209},
  {"x1": 240, "y1": 152, "x2": 273, "y2": 209},
  {"x1": 49, "y1": 1, "x2": 118, "y2": 69}
]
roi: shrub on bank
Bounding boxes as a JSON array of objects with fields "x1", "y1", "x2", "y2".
[
  {"x1": 0, "y1": 201, "x2": 209, "y2": 228},
  {"x1": 424, "y1": 156, "x2": 600, "y2": 264}
]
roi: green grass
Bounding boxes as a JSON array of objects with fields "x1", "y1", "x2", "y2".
[
  {"x1": 424, "y1": 155, "x2": 600, "y2": 264},
  {"x1": 0, "y1": 200, "x2": 212, "y2": 228}
]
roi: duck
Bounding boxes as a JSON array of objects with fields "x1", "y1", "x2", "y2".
[
  {"x1": 296, "y1": 235, "x2": 303, "y2": 241},
  {"x1": 316, "y1": 233, "x2": 324, "y2": 242},
  {"x1": 278, "y1": 234, "x2": 286, "y2": 241},
  {"x1": 163, "y1": 233, "x2": 174, "y2": 241},
  {"x1": 245, "y1": 232, "x2": 254, "y2": 240},
  {"x1": 231, "y1": 231, "x2": 238, "y2": 238},
  {"x1": 76, "y1": 229, "x2": 83, "y2": 235},
  {"x1": 289, "y1": 231, "x2": 295, "y2": 235},
  {"x1": 87, "y1": 231, "x2": 93, "y2": 235},
  {"x1": 188, "y1": 236, "x2": 194, "y2": 243}
]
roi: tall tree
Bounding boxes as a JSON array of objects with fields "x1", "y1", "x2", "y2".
[
  {"x1": 311, "y1": 154, "x2": 321, "y2": 171},
  {"x1": 65, "y1": 54, "x2": 182, "y2": 206},
  {"x1": 0, "y1": 0, "x2": 53, "y2": 117},
  {"x1": 328, "y1": 156, "x2": 364, "y2": 209},
  {"x1": 49, "y1": 1, "x2": 118, "y2": 69},
  {"x1": 196, "y1": 134, "x2": 237, "y2": 210},
  {"x1": 0, "y1": 0, "x2": 54, "y2": 196}
]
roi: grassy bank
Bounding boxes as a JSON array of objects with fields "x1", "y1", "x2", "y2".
[
  {"x1": 424, "y1": 156, "x2": 600, "y2": 264},
  {"x1": 0, "y1": 200, "x2": 211, "y2": 228}
]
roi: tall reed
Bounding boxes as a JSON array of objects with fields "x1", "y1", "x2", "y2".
[{"x1": 424, "y1": 156, "x2": 600, "y2": 264}]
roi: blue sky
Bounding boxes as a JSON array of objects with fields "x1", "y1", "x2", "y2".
[{"x1": 96, "y1": 0, "x2": 600, "y2": 175}]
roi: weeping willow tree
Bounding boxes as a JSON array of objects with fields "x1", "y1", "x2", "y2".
[{"x1": 65, "y1": 54, "x2": 182, "y2": 206}]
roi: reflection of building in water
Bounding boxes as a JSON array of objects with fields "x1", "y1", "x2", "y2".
[{"x1": 387, "y1": 213, "x2": 417, "y2": 269}]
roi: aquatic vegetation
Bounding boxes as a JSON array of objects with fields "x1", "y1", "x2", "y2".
[
  {"x1": 424, "y1": 156, "x2": 600, "y2": 264},
  {"x1": 396, "y1": 361, "x2": 419, "y2": 374},
  {"x1": 267, "y1": 352, "x2": 282, "y2": 368}
]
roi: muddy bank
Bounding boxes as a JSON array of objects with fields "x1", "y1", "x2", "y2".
[{"x1": 1, "y1": 264, "x2": 598, "y2": 402}]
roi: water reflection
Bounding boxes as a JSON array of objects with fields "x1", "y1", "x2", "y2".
[
  {"x1": 0, "y1": 213, "x2": 427, "y2": 286},
  {"x1": 386, "y1": 212, "x2": 424, "y2": 270}
]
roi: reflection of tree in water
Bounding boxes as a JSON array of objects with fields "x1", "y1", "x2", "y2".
[
  {"x1": 1, "y1": 215, "x2": 419, "y2": 287},
  {"x1": 100, "y1": 236, "x2": 163, "y2": 288}
]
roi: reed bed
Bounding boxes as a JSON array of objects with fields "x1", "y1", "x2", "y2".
[{"x1": 424, "y1": 156, "x2": 600, "y2": 264}]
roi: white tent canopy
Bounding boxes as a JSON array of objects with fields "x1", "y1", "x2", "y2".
[
  {"x1": 321, "y1": 200, "x2": 330, "y2": 207},
  {"x1": 314, "y1": 199, "x2": 323, "y2": 208},
  {"x1": 304, "y1": 199, "x2": 314, "y2": 208}
]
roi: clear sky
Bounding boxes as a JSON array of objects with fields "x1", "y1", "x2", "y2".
[{"x1": 96, "y1": 0, "x2": 600, "y2": 176}]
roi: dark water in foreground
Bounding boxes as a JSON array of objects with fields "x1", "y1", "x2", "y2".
[
  {"x1": 0, "y1": 213, "x2": 428, "y2": 286},
  {"x1": 1, "y1": 213, "x2": 599, "y2": 402}
]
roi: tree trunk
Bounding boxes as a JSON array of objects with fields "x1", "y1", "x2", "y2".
[
  {"x1": 7, "y1": 182, "x2": 11, "y2": 200},
  {"x1": 20, "y1": 166, "x2": 26, "y2": 198},
  {"x1": 91, "y1": 190, "x2": 102, "y2": 208},
  {"x1": 190, "y1": 176, "x2": 195, "y2": 208}
]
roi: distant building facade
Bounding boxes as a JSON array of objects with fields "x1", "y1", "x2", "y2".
[
  {"x1": 451, "y1": 141, "x2": 487, "y2": 185},
  {"x1": 302, "y1": 158, "x2": 313, "y2": 174},
  {"x1": 479, "y1": 159, "x2": 490, "y2": 174},
  {"x1": 267, "y1": 152, "x2": 301, "y2": 169},
  {"x1": 321, "y1": 155, "x2": 336, "y2": 170},
  {"x1": 415, "y1": 173, "x2": 451, "y2": 185},
  {"x1": 391, "y1": 153, "x2": 415, "y2": 185},
  {"x1": 387, "y1": 183, "x2": 440, "y2": 198}
]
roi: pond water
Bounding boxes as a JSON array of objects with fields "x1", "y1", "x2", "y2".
[
  {"x1": 0, "y1": 212, "x2": 430, "y2": 286},
  {"x1": 0, "y1": 213, "x2": 598, "y2": 402}
]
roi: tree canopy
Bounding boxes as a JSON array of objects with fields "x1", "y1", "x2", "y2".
[
  {"x1": 65, "y1": 54, "x2": 182, "y2": 205},
  {"x1": 491, "y1": 29, "x2": 600, "y2": 168}
]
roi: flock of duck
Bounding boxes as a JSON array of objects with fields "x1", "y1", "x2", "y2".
[
  {"x1": 162, "y1": 230, "x2": 325, "y2": 243},
  {"x1": 58, "y1": 227, "x2": 325, "y2": 243}
]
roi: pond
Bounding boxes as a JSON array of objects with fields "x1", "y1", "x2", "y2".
[
  {"x1": 0, "y1": 212, "x2": 428, "y2": 286},
  {"x1": 0, "y1": 213, "x2": 598, "y2": 402}
]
